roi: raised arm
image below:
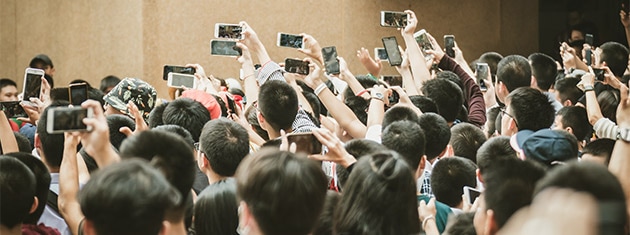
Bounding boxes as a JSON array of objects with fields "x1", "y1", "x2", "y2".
[
  {"x1": 59, "y1": 133, "x2": 84, "y2": 235},
  {"x1": 608, "y1": 81, "x2": 630, "y2": 225},
  {"x1": 235, "y1": 42, "x2": 259, "y2": 110},
  {"x1": 80, "y1": 100, "x2": 120, "y2": 168},
  {"x1": 395, "y1": 49, "x2": 420, "y2": 96},
  {"x1": 338, "y1": 57, "x2": 371, "y2": 100},
  {"x1": 621, "y1": 10, "x2": 630, "y2": 50},
  {"x1": 297, "y1": 33, "x2": 324, "y2": 65},
  {"x1": 357, "y1": 47, "x2": 383, "y2": 77},
  {"x1": 401, "y1": 10, "x2": 431, "y2": 88}
]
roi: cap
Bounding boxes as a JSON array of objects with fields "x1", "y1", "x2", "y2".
[
  {"x1": 103, "y1": 77, "x2": 157, "y2": 120},
  {"x1": 180, "y1": 90, "x2": 221, "y2": 120},
  {"x1": 522, "y1": 129, "x2": 579, "y2": 166},
  {"x1": 509, "y1": 129, "x2": 535, "y2": 154}
]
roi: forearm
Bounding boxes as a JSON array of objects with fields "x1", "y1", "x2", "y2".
[
  {"x1": 399, "y1": 67, "x2": 420, "y2": 96},
  {"x1": 455, "y1": 56, "x2": 476, "y2": 79},
  {"x1": 59, "y1": 143, "x2": 84, "y2": 235},
  {"x1": 315, "y1": 82, "x2": 367, "y2": 138},
  {"x1": 91, "y1": 146, "x2": 120, "y2": 168},
  {"x1": 0, "y1": 111, "x2": 18, "y2": 153},
  {"x1": 341, "y1": 70, "x2": 370, "y2": 100},
  {"x1": 609, "y1": 137, "x2": 630, "y2": 222},
  {"x1": 585, "y1": 90, "x2": 604, "y2": 125},
  {"x1": 249, "y1": 41, "x2": 271, "y2": 65},
  {"x1": 402, "y1": 34, "x2": 431, "y2": 88},
  {"x1": 366, "y1": 99, "x2": 385, "y2": 128},
  {"x1": 625, "y1": 27, "x2": 630, "y2": 49},
  {"x1": 439, "y1": 56, "x2": 487, "y2": 126}
]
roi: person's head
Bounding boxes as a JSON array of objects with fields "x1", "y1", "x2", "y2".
[
  {"x1": 148, "y1": 102, "x2": 168, "y2": 128},
  {"x1": 554, "y1": 106, "x2": 591, "y2": 141},
  {"x1": 311, "y1": 191, "x2": 341, "y2": 235},
  {"x1": 528, "y1": 53, "x2": 557, "y2": 91},
  {"x1": 257, "y1": 81, "x2": 298, "y2": 134},
  {"x1": 29, "y1": 54, "x2": 54, "y2": 76},
  {"x1": 13, "y1": 132, "x2": 33, "y2": 153},
  {"x1": 382, "y1": 106, "x2": 419, "y2": 130},
  {"x1": 444, "y1": 212, "x2": 476, "y2": 235},
  {"x1": 0, "y1": 156, "x2": 37, "y2": 230},
  {"x1": 598, "y1": 90, "x2": 620, "y2": 123},
  {"x1": 162, "y1": 98, "x2": 211, "y2": 142},
  {"x1": 496, "y1": 55, "x2": 532, "y2": 103},
  {"x1": 474, "y1": 158, "x2": 546, "y2": 235},
  {"x1": 476, "y1": 136, "x2": 518, "y2": 182},
  {"x1": 554, "y1": 76, "x2": 583, "y2": 106},
  {"x1": 581, "y1": 139, "x2": 615, "y2": 166},
  {"x1": 478, "y1": 52, "x2": 504, "y2": 76},
  {"x1": 334, "y1": 151, "x2": 420, "y2": 235},
  {"x1": 193, "y1": 178, "x2": 238, "y2": 235},
  {"x1": 502, "y1": 87, "x2": 555, "y2": 135},
  {"x1": 35, "y1": 100, "x2": 71, "y2": 171},
  {"x1": 3, "y1": 152, "x2": 50, "y2": 224},
  {"x1": 102, "y1": 77, "x2": 157, "y2": 121},
  {"x1": 106, "y1": 114, "x2": 135, "y2": 150},
  {"x1": 0, "y1": 78, "x2": 18, "y2": 102},
  {"x1": 382, "y1": 120, "x2": 425, "y2": 175},
  {"x1": 198, "y1": 118, "x2": 249, "y2": 178},
  {"x1": 431, "y1": 156, "x2": 477, "y2": 208},
  {"x1": 418, "y1": 113, "x2": 451, "y2": 161},
  {"x1": 79, "y1": 159, "x2": 180, "y2": 235},
  {"x1": 408, "y1": 95, "x2": 438, "y2": 113},
  {"x1": 337, "y1": 139, "x2": 390, "y2": 189},
  {"x1": 99, "y1": 75, "x2": 121, "y2": 94},
  {"x1": 245, "y1": 103, "x2": 268, "y2": 141},
  {"x1": 484, "y1": 106, "x2": 502, "y2": 138},
  {"x1": 598, "y1": 42, "x2": 629, "y2": 78},
  {"x1": 235, "y1": 148, "x2": 328, "y2": 235},
  {"x1": 421, "y1": 78, "x2": 464, "y2": 123},
  {"x1": 450, "y1": 123, "x2": 487, "y2": 164},
  {"x1": 522, "y1": 129, "x2": 579, "y2": 167}
]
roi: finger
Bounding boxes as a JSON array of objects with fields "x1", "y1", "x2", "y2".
[
  {"x1": 308, "y1": 154, "x2": 332, "y2": 162},
  {"x1": 81, "y1": 100, "x2": 105, "y2": 118},
  {"x1": 289, "y1": 142, "x2": 297, "y2": 153},
  {"x1": 119, "y1": 127, "x2": 133, "y2": 137},
  {"x1": 280, "y1": 129, "x2": 289, "y2": 151}
]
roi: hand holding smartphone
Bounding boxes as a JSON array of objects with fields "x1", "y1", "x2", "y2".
[
  {"x1": 22, "y1": 68, "x2": 45, "y2": 101},
  {"x1": 463, "y1": 186, "x2": 481, "y2": 205},
  {"x1": 284, "y1": 58, "x2": 310, "y2": 75},
  {"x1": 0, "y1": 101, "x2": 27, "y2": 118},
  {"x1": 163, "y1": 65, "x2": 196, "y2": 81},
  {"x1": 322, "y1": 46, "x2": 340, "y2": 75},
  {"x1": 380, "y1": 11, "x2": 408, "y2": 28},
  {"x1": 382, "y1": 36, "x2": 403, "y2": 66},
  {"x1": 286, "y1": 132, "x2": 323, "y2": 154},
  {"x1": 277, "y1": 33, "x2": 304, "y2": 49},
  {"x1": 476, "y1": 63, "x2": 490, "y2": 92},
  {"x1": 46, "y1": 106, "x2": 93, "y2": 134}
]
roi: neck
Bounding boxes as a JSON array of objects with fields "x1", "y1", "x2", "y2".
[
  {"x1": 205, "y1": 170, "x2": 227, "y2": 185},
  {"x1": 267, "y1": 128, "x2": 293, "y2": 140},
  {"x1": 1, "y1": 224, "x2": 22, "y2": 235}
]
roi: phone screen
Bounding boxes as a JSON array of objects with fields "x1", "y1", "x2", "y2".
[
  {"x1": 381, "y1": 11, "x2": 408, "y2": 28},
  {"x1": 322, "y1": 46, "x2": 340, "y2": 75},
  {"x1": 444, "y1": 35, "x2": 455, "y2": 58},
  {"x1": 375, "y1": 48, "x2": 388, "y2": 61},
  {"x1": 278, "y1": 34, "x2": 303, "y2": 48},
  {"x1": 414, "y1": 30, "x2": 434, "y2": 52},
  {"x1": 476, "y1": 63, "x2": 489, "y2": 91},
  {"x1": 169, "y1": 73, "x2": 195, "y2": 88},
  {"x1": 382, "y1": 37, "x2": 402, "y2": 66},
  {"x1": 163, "y1": 66, "x2": 196, "y2": 81},
  {"x1": 69, "y1": 84, "x2": 88, "y2": 106},
  {"x1": 585, "y1": 49, "x2": 592, "y2": 66},
  {"x1": 586, "y1": 34, "x2": 594, "y2": 45},
  {"x1": 284, "y1": 59, "x2": 310, "y2": 75},
  {"x1": 0, "y1": 101, "x2": 27, "y2": 118},
  {"x1": 593, "y1": 68, "x2": 605, "y2": 81},
  {"x1": 23, "y1": 72, "x2": 42, "y2": 101},
  {"x1": 48, "y1": 107, "x2": 91, "y2": 133},
  {"x1": 216, "y1": 24, "x2": 242, "y2": 39},
  {"x1": 465, "y1": 187, "x2": 481, "y2": 204},
  {"x1": 211, "y1": 40, "x2": 242, "y2": 56},
  {"x1": 286, "y1": 133, "x2": 322, "y2": 154}
]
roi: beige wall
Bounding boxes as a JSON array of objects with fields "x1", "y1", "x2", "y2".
[{"x1": 0, "y1": 0, "x2": 538, "y2": 98}]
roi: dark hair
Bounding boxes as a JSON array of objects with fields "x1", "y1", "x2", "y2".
[
  {"x1": 245, "y1": 103, "x2": 268, "y2": 141},
  {"x1": 79, "y1": 159, "x2": 180, "y2": 235},
  {"x1": 556, "y1": 106, "x2": 591, "y2": 141},
  {"x1": 0, "y1": 156, "x2": 36, "y2": 229},
  {"x1": 554, "y1": 77, "x2": 583, "y2": 105},
  {"x1": 148, "y1": 102, "x2": 168, "y2": 128},
  {"x1": 13, "y1": 132, "x2": 33, "y2": 153},
  {"x1": 528, "y1": 53, "x2": 557, "y2": 91},
  {"x1": 258, "y1": 81, "x2": 299, "y2": 131},
  {"x1": 598, "y1": 90, "x2": 620, "y2": 123},
  {"x1": 3, "y1": 153, "x2": 49, "y2": 224},
  {"x1": 582, "y1": 139, "x2": 615, "y2": 166},
  {"x1": 337, "y1": 139, "x2": 390, "y2": 189},
  {"x1": 382, "y1": 106, "x2": 419, "y2": 130},
  {"x1": 162, "y1": 98, "x2": 211, "y2": 142},
  {"x1": 88, "y1": 88, "x2": 105, "y2": 107},
  {"x1": 409, "y1": 95, "x2": 438, "y2": 113},
  {"x1": 382, "y1": 120, "x2": 425, "y2": 172},
  {"x1": 302, "y1": 91, "x2": 322, "y2": 126},
  {"x1": 199, "y1": 118, "x2": 249, "y2": 177},
  {"x1": 0, "y1": 78, "x2": 17, "y2": 90},
  {"x1": 450, "y1": 123, "x2": 487, "y2": 164},
  {"x1": 478, "y1": 52, "x2": 504, "y2": 76},
  {"x1": 36, "y1": 100, "x2": 70, "y2": 168},
  {"x1": 430, "y1": 156, "x2": 477, "y2": 207},
  {"x1": 483, "y1": 158, "x2": 546, "y2": 229},
  {"x1": 344, "y1": 96, "x2": 368, "y2": 125},
  {"x1": 343, "y1": 76, "x2": 377, "y2": 100},
  {"x1": 418, "y1": 113, "x2": 451, "y2": 160},
  {"x1": 506, "y1": 87, "x2": 555, "y2": 131},
  {"x1": 443, "y1": 212, "x2": 476, "y2": 235},
  {"x1": 106, "y1": 114, "x2": 135, "y2": 150},
  {"x1": 152, "y1": 125, "x2": 195, "y2": 148},
  {"x1": 497, "y1": 55, "x2": 532, "y2": 92},
  {"x1": 476, "y1": 136, "x2": 517, "y2": 178},
  {"x1": 312, "y1": 191, "x2": 341, "y2": 235},
  {"x1": 100, "y1": 75, "x2": 121, "y2": 93},
  {"x1": 421, "y1": 79, "x2": 464, "y2": 122},
  {"x1": 485, "y1": 106, "x2": 502, "y2": 137},
  {"x1": 334, "y1": 151, "x2": 420, "y2": 235},
  {"x1": 600, "y1": 42, "x2": 629, "y2": 77},
  {"x1": 193, "y1": 178, "x2": 238, "y2": 235},
  {"x1": 50, "y1": 87, "x2": 70, "y2": 102}
]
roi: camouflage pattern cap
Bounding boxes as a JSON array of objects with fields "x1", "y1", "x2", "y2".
[{"x1": 103, "y1": 77, "x2": 157, "y2": 120}]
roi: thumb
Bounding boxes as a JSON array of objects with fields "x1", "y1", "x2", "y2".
[{"x1": 119, "y1": 127, "x2": 133, "y2": 137}]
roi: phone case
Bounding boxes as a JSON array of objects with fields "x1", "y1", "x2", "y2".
[
  {"x1": 167, "y1": 73, "x2": 196, "y2": 88},
  {"x1": 22, "y1": 68, "x2": 45, "y2": 101}
]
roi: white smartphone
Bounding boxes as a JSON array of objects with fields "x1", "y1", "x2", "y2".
[
  {"x1": 413, "y1": 29, "x2": 434, "y2": 61},
  {"x1": 46, "y1": 106, "x2": 94, "y2": 134},
  {"x1": 380, "y1": 11, "x2": 408, "y2": 28},
  {"x1": 167, "y1": 72, "x2": 196, "y2": 89},
  {"x1": 214, "y1": 23, "x2": 243, "y2": 40},
  {"x1": 22, "y1": 68, "x2": 45, "y2": 101},
  {"x1": 463, "y1": 186, "x2": 481, "y2": 205},
  {"x1": 210, "y1": 40, "x2": 242, "y2": 57},
  {"x1": 374, "y1": 47, "x2": 388, "y2": 61},
  {"x1": 277, "y1": 33, "x2": 304, "y2": 49}
]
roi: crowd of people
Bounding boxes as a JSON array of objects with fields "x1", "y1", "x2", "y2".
[{"x1": 2, "y1": 8, "x2": 630, "y2": 235}]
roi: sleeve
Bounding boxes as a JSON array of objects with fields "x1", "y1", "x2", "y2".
[
  {"x1": 256, "y1": 61, "x2": 286, "y2": 85},
  {"x1": 437, "y1": 56, "x2": 486, "y2": 128},
  {"x1": 593, "y1": 117, "x2": 619, "y2": 140}
]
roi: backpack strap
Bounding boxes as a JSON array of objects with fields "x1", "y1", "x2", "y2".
[{"x1": 47, "y1": 189, "x2": 64, "y2": 219}]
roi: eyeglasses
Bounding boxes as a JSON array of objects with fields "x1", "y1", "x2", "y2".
[
  {"x1": 500, "y1": 107, "x2": 518, "y2": 128},
  {"x1": 194, "y1": 142, "x2": 200, "y2": 151}
]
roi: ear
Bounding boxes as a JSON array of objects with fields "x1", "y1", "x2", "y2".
[
  {"x1": 476, "y1": 169, "x2": 484, "y2": 183},
  {"x1": 83, "y1": 219, "x2": 97, "y2": 235},
  {"x1": 565, "y1": 126, "x2": 574, "y2": 135},
  {"x1": 34, "y1": 134, "x2": 41, "y2": 150},
  {"x1": 530, "y1": 76, "x2": 538, "y2": 88},
  {"x1": 158, "y1": 220, "x2": 172, "y2": 235},
  {"x1": 563, "y1": 99, "x2": 572, "y2": 107},
  {"x1": 444, "y1": 144, "x2": 454, "y2": 157},
  {"x1": 485, "y1": 209, "x2": 499, "y2": 235},
  {"x1": 415, "y1": 155, "x2": 427, "y2": 179},
  {"x1": 256, "y1": 111, "x2": 268, "y2": 131},
  {"x1": 508, "y1": 117, "x2": 518, "y2": 132},
  {"x1": 29, "y1": 197, "x2": 39, "y2": 214}
]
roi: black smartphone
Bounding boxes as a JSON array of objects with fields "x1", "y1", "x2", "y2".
[
  {"x1": 163, "y1": 65, "x2": 196, "y2": 81},
  {"x1": 22, "y1": 68, "x2": 45, "y2": 101},
  {"x1": 210, "y1": 40, "x2": 242, "y2": 57},
  {"x1": 382, "y1": 36, "x2": 403, "y2": 66},
  {"x1": 476, "y1": 63, "x2": 489, "y2": 92},
  {"x1": 46, "y1": 107, "x2": 93, "y2": 134},
  {"x1": 284, "y1": 58, "x2": 310, "y2": 75},
  {"x1": 69, "y1": 83, "x2": 88, "y2": 106},
  {"x1": 444, "y1": 35, "x2": 455, "y2": 58},
  {"x1": 380, "y1": 11, "x2": 408, "y2": 28},
  {"x1": 586, "y1": 34, "x2": 594, "y2": 45},
  {"x1": 585, "y1": 49, "x2": 593, "y2": 66},
  {"x1": 277, "y1": 33, "x2": 304, "y2": 49},
  {"x1": 322, "y1": 46, "x2": 340, "y2": 75},
  {"x1": 593, "y1": 68, "x2": 605, "y2": 81},
  {"x1": 286, "y1": 132, "x2": 323, "y2": 154},
  {"x1": 0, "y1": 101, "x2": 27, "y2": 118}
]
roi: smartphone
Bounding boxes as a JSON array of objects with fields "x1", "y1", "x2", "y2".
[
  {"x1": 286, "y1": 132, "x2": 323, "y2": 154},
  {"x1": 284, "y1": 58, "x2": 310, "y2": 75},
  {"x1": 593, "y1": 68, "x2": 605, "y2": 81},
  {"x1": 414, "y1": 29, "x2": 434, "y2": 52},
  {"x1": 382, "y1": 36, "x2": 403, "y2": 66},
  {"x1": 623, "y1": 0, "x2": 630, "y2": 14},
  {"x1": 585, "y1": 34, "x2": 594, "y2": 45},
  {"x1": 167, "y1": 73, "x2": 196, "y2": 88},
  {"x1": 322, "y1": 46, "x2": 340, "y2": 75},
  {"x1": 476, "y1": 63, "x2": 489, "y2": 92},
  {"x1": 22, "y1": 68, "x2": 45, "y2": 101},
  {"x1": 463, "y1": 186, "x2": 481, "y2": 205},
  {"x1": 380, "y1": 11, "x2": 408, "y2": 28},
  {"x1": 381, "y1": 75, "x2": 402, "y2": 87},
  {"x1": 210, "y1": 40, "x2": 242, "y2": 57},
  {"x1": 214, "y1": 23, "x2": 243, "y2": 40},
  {"x1": 374, "y1": 48, "x2": 388, "y2": 61},
  {"x1": 444, "y1": 35, "x2": 455, "y2": 58},
  {"x1": 585, "y1": 49, "x2": 592, "y2": 66},
  {"x1": 0, "y1": 101, "x2": 27, "y2": 118},
  {"x1": 46, "y1": 106, "x2": 93, "y2": 134},
  {"x1": 389, "y1": 90, "x2": 400, "y2": 104},
  {"x1": 277, "y1": 33, "x2": 304, "y2": 49},
  {"x1": 69, "y1": 83, "x2": 88, "y2": 106},
  {"x1": 162, "y1": 65, "x2": 196, "y2": 81}
]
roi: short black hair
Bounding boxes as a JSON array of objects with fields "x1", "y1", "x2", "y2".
[
  {"x1": 506, "y1": 87, "x2": 555, "y2": 132},
  {"x1": 421, "y1": 78, "x2": 464, "y2": 122},
  {"x1": 245, "y1": 103, "x2": 269, "y2": 141},
  {"x1": 557, "y1": 106, "x2": 591, "y2": 141},
  {"x1": 382, "y1": 106, "x2": 419, "y2": 130},
  {"x1": 485, "y1": 106, "x2": 502, "y2": 137},
  {"x1": 344, "y1": 96, "x2": 368, "y2": 125},
  {"x1": 582, "y1": 139, "x2": 615, "y2": 166},
  {"x1": 418, "y1": 113, "x2": 451, "y2": 160},
  {"x1": 88, "y1": 88, "x2": 105, "y2": 107},
  {"x1": 443, "y1": 212, "x2": 476, "y2": 235},
  {"x1": 528, "y1": 53, "x2": 557, "y2": 91},
  {"x1": 79, "y1": 159, "x2": 180, "y2": 235},
  {"x1": 478, "y1": 52, "x2": 504, "y2": 76},
  {"x1": 409, "y1": 95, "x2": 438, "y2": 113},
  {"x1": 382, "y1": 120, "x2": 425, "y2": 172},
  {"x1": 337, "y1": 139, "x2": 389, "y2": 189},
  {"x1": 148, "y1": 102, "x2": 168, "y2": 128},
  {"x1": 152, "y1": 125, "x2": 195, "y2": 148},
  {"x1": 36, "y1": 100, "x2": 70, "y2": 168},
  {"x1": 554, "y1": 77, "x2": 583, "y2": 105},
  {"x1": 193, "y1": 178, "x2": 238, "y2": 235},
  {"x1": 13, "y1": 132, "x2": 33, "y2": 153},
  {"x1": 312, "y1": 191, "x2": 341, "y2": 235},
  {"x1": 600, "y1": 42, "x2": 629, "y2": 77},
  {"x1": 3, "y1": 152, "x2": 50, "y2": 224},
  {"x1": 450, "y1": 123, "x2": 486, "y2": 164},
  {"x1": 476, "y1": 136, "x2": 517, "y2": 179},
  {"x1": 497, "y1": 55, "x2": 532, "y2": 92},
  {"x1": 431, "y1": 156, "x2": 477, "y2": 207},
  {"x1": 258, "y1": 80, "x2": 298, "y2": 131},
  {"x1": 100, "y1": 75, "x2": 121, "y2": 93},
  {"x1": 106, "y1": 114, "x2": 135, "y2": 150},
  {"x1": 0, "y1": 156, "x2": 36, "y2": 229},
  {"x1": 0, "y1": 78, "x2": 17, "y2": 90},
  {"x1": 598, "y1": 90, "x2": 620, "y2": 123},
  {"x1": 162, "y1": 98, "x2": 211, "y2": 142},
  {"x1": 199, "y1": 118, "x2": 250, "y2": 177}
]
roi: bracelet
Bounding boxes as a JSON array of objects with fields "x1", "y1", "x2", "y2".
[
  {"x1": 422, "y1": 215, "x2": 435, "y2": 230},
  {"x1": 314, "y1": 83, "x2": 327, "y2": 95},
  {"x1": 356, "y1": 89, "x2": 369, "y2": 97},
  {"x1": 584, "y1": 84, "x2": 594, "y2": 92}
]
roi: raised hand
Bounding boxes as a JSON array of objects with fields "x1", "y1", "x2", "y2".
[
  {"x1": 357, "y1": 47, "x2": 382, "y2": 76},
  {"x1": 297, "y1": 33, "x2": 324, "y2": 65}
]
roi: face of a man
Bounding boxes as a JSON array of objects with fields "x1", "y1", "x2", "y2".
[
  {"x1": 500, "y1": 104, "x2": 517, "y2": 136},
  {"x1": 0, "y1": 85, "x2": 19, "y2": 102}
]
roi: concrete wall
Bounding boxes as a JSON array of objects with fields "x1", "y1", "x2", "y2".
[{"x1": 0, "y1": 0, "x2": 538, "y2": 97}]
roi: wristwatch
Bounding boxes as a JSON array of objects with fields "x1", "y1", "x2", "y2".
[
  {"x1": 618, "y1": 128, "x2": 630, "y2": 142},
  {"x1": 371, "y1": 92, "x2": 385, "y2": 102}
]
